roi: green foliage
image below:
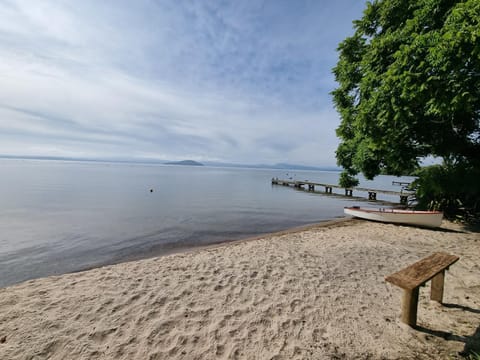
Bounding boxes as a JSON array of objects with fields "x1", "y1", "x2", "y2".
[
  {"x1": 332, "y1": 0, "x2": 480, "y2": 220},
  {"x1": 412, "y1": 163, "x2": 480, "y2": 221},
  {"x1": 466, "y1": 351, "x2": 480, "y2": 360},
  {"x1": 339, "y1": 171, "x2": 360, "y2": 188}
]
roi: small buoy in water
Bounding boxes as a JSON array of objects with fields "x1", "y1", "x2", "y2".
[{"x1": 150, "y1": 188, "x2": 154, "y2": 193}]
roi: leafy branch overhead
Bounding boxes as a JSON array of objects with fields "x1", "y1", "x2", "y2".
[
  {"x1": 332, "y1": 0, "x2": 479, "y2": 179},
  {"x1": 332, "y1": 0, "x2": 479, "y2": 219}
]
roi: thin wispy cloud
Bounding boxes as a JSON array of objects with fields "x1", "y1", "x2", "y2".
[{"x1": 0, "y1": 0, "x2": 365, "y2": 165}]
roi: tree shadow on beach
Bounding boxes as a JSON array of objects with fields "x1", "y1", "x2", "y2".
[
  {"x1": 463, "y1": 222, "x2": 480, "y2": 233},
  {"x1": 434, "y1": 221, "x2": 480, "y2": 234},
  {"x1": 428, "y1": 227, "x2": 467, "y2": 234},
  {"x1": 414, "y1": 325, "x2": 480, "y2": 357},
  {"x1": 421, "y1": 223, "x2": 480, "y2": 234}
]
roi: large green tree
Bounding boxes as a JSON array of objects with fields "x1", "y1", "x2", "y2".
[{"x1": 332, "y1": 0, "x2": 480, "y2": 219}]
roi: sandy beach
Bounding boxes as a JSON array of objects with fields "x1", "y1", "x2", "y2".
[{"x1": 1, "y1": 219, "x2": 479, "y2": 359}]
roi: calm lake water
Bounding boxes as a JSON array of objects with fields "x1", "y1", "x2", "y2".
[{"x1": 0, "y1": 159, "x2": 415, "y2": 287}]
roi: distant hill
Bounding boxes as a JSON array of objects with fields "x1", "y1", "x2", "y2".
[{"x1": 165, "y1": 160, "x2": 204, "y2": 166}]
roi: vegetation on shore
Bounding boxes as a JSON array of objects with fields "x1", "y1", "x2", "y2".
[{"x1": 332, "y1": 0, "x2": 479, "y2": 221}]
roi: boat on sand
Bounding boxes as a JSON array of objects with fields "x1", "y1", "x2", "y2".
[{"x1": 344, "y1": 206, "x2": 443, "y2": 228}]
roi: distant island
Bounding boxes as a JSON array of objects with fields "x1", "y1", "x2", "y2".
[{"x1": 165, "y1": 160, "x2": 204, "y2": 166}]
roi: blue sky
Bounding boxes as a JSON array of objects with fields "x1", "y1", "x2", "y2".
[{"x1": 0, "y1": 0, "x2": 366, "y2": 166}]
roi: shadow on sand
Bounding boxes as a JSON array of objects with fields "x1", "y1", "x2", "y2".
[
  {"x1": 442, "y1": 303, "x2": 480, "y2": 314},
  {"x1": 414, "y1": 324, "x2": 480, "y2": 357}
]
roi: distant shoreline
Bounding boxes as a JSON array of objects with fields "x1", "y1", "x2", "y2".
[{"x1": 0, "y1": 155, "x2": 341, "y2": 172}]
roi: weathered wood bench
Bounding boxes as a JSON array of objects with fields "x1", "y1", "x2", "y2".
[{"x1": 385, "y1": 252, "x2": 459, "y2": 327}]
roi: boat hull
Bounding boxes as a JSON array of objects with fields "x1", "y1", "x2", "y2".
[{"x1": 344, "y1": 207, "x2": 443, "y2": 228}]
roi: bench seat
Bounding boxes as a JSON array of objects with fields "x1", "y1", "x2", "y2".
[
  {"x1": 385, "y1": 252, "x2": 459, "y2": 327},
  {"x1": 385, "y1": 252, "x2": 459, "y2": 290}
]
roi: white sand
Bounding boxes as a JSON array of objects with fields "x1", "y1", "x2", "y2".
[{"x1": 0, "y1": 219, "x2": 479, "y2": 359}]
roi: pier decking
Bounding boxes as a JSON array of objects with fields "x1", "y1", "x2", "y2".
[
  {"x1": 271, "y1": 178, "x2": 414, "y2": 204},
  {"x1": 392, "y1": 180, "x2": 411, "y2": 187}
]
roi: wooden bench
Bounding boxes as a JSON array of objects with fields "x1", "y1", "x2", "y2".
[{"x1": 385, "y1": 252, "x2": 459, "y2": 327}]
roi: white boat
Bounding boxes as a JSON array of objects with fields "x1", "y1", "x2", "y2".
[{"x1": 344, "y1": 206, "x2": 443, "y2": 228}]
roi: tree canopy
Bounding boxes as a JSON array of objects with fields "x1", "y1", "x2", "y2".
[{"x1": 332, "y1": 0, "x2": 480, "y2": 219}]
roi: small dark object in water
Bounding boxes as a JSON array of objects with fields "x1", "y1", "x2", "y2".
[{"x1": 150, "y1": 189, "x2": 153, "y2": 193}]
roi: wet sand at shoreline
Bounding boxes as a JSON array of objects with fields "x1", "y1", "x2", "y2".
[{"x1": 1, "y1": 219, "x2": 479, "y2": 359}]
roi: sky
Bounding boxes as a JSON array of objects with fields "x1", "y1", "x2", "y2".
[{"x1": 0, "y1": 0, "x2": 367, "y2": 167}]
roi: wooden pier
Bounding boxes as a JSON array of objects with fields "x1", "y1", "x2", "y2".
[
  {"x1": 271, "y1": 178, "x2": 414, "y2": 204},
  {"x1": 392, "y1": 180, "x2": 411, "y2": 187}
]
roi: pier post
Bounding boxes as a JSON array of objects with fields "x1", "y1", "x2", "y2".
[{"x1": 271, "y1": 179, "x2": 413, "y2": 204}]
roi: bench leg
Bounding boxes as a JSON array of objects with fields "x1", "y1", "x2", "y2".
[
  {"x1": 401, "y1": 287, "x2": 419, "y2": 326},
  {"x1": 431, "y1": 270, "x2": 445, "y2": 303}
]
